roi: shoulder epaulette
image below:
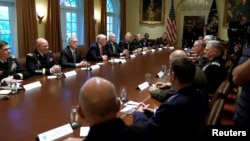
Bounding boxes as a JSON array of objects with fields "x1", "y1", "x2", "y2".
[
  {"x1": 27, "y1": 53, "x2": 33, "y2": 56},
  {"x1": 211, "y1": 62, "x2": 220, "y2": 67}
]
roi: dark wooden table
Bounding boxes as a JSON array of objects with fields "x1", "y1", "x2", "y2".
[{"x1": 0, "y1": 48, "x2": 173, "y2": 140}]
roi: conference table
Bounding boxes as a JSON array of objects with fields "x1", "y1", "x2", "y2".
[{"x1": 0, "y1": 48, "x2": 173, "y2": 140}]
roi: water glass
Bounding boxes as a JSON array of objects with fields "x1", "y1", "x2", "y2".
[
  {"x1": 145, "y1": 73, "x2": 151, "y2": 84},
  {"x1": 70, "y1": 106, "x2": 81, "y2": 129},
  {"x1": 10, "y1": 80, "x2": 18, "y2": 94},
  {"x1": 161, "y1": 65, "x2": 167, "y2": 74},
  {"x1": 120, "y1": 86, "x2": 128, "y2": 103}
]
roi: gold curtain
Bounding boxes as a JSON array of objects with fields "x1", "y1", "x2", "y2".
[
  {"x1": 16, "y1": 0, "x2": 38, "y2": 58},
  {"x1": 45, "y1": 0, "x2": 62, "y2": 53},
  {"x1": 84, "y1": 0, "x2": 95, "y2": 48},
  {"x1": 99, "y1": 0, "x2": 107, "y2": 34},
  {"x1": 120, "y1": 0, "x2": 126, "y2": 39}
]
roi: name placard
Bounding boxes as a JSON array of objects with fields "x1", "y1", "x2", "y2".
[
  {"x1": 64, "y1": 70, "x2": 77, "y2": 77},
  {"x1": 37, "y1": 123, "x2": 73, "y2": 141},
  {"x1": 151, "y1": 49, "x2": 155, "y2": 52},
  {"x1": 80, "y1": 126, "x2": 90, "y2": 137},
  {"x1": 157, "y1": 71, "x2": 164, "y2": 78},
  {"x1": 130, "y1": 54, "x2": 136, "y2": 58},
  {"x1": 23, "y1": 81, "x2": 42, "y2": 91},
  {"x1": 169, "y1": 46, "x2": 175, "y2": 50},
  {"x1": 137, "y1": 82, "x2": 150, "y2": 91},
  {"x1": 47, "y1": 75, "x2": 57, "y2": 79},
  {"x1": 91, "y1": 64, "x2": 100, "y2": 70},
  {"x1": 158, "y1": 48, "x2": 163, "y2": 51},
  {"x1": 142, "y1": 51, "x2": 147, "y2": 55}
]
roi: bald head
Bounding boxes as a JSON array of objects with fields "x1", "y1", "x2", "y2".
[
  {"x1": 36, "y1": 38, "x2": 49, "y2": 54},
  {"x1": 78, "y1": 77, "x2": 119, "y2": 125},
  {"x1": 169, "y1": 50, "x2": 188, "y2": 63}
]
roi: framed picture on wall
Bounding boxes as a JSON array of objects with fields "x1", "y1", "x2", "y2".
[
  {"x1": 140, "y1": 0, "x2": 165, "y2": 24},
  {"x1": 223, "y1": 0, "x2": 250, "y2": 26}
]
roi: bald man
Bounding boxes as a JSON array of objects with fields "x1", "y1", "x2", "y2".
[
  {"x1": 67, "y1": 77, "x2": 152, "y2": 141},
  {"x1": 26, "y1": 38, "x2": 61, "y2": 75},
  {"x1": 149, "y1": 49, "x2": 207, "y2": 102}
]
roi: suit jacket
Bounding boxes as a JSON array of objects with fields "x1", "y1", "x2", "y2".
[
  {"x1": 84, "y1": 118, "x2": 153, "y2": 141},
  {"x1": 105, "y1": 41, "x2": 122, "y2": 57},
  {"x1": 0, "y1": 56, "x2": 30, "y2": 81},
  {"x1": 59, "y1": 46, "x2": 84, "y2": 68},
  {"x1": 141, "y1": 38, "x2": 152, "y2": 47},
  {"x1": 118, "y1": 39, "x2": 134, "y2": 53},
  {"x1": 133, "y1": 86, "x2": 209, "y2": 140},
  {"x1": 131, "y1": 39, "x2": 143, "y2": 49},
  {"x1": 26, "y1": 49, "x2": 55, "y2": 75},
  {"x1": 202, "y1": 56, "x2": 226, "y2": 94},
  {"x1": 86, "y1": 42, "x2": 104, "y2": 61},
  {"x1": 154, "y1": 37, "x2": 167, "y2": 47}
]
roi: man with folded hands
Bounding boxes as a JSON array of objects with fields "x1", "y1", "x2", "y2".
[
  {"x1": 26, "y1": 38, "x2": 61, "y2": 75},
  {"x1": 0, "y1": 40, "x2": 30, "y2": 86},
  {"x1": 60, "y1": 36, "x2": 87, "y2": 68},
  {"x1": 148, "y1": 49, "x2": 207, "y2": 102},
  {"x1": 133, "y1": 57, "x2": 209, "y2": 140}
]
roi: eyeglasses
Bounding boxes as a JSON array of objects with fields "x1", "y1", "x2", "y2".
[{"x1": 1, "y1": 47, "x2": 10, "y2": 51}]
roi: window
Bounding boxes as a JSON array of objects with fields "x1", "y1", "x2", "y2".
[
  {"x1": 0, "y1": 0, "x2": 17, "y2": 57},
  {"x1": 107, "y1": 0, "x2": 120, "y2": 42},
  {"x1": 60, "y1": 0, "x2": 83, "y2": 48}
]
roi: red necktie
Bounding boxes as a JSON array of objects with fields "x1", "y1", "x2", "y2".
[{"x1": 100, "y1": 47, "x2": 103, "y2": 56}]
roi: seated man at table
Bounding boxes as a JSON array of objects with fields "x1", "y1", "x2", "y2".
[
  {"x1": 202, "y1": 40, "x2": 226, "y2": 95},
  {"x1": 191, "y1": 40, "x2": 208, "y2": 69},
  {"x1": 60, "y1": 36, "x2": 87, "y2": 68},
  {"x1": 105, "y1": 33, "x2": 128, "y2": 57},
  {"x1": 0, "y1": 40, "x2": 30, "y2": 85},
  {"x1": 86, "y1": 34, "x2": 108, "y2": 61},
  {"x1": 149, "y1": 49, "x2": 207, "y2": 102},
  {"x1": 64, "y1": 77, "x2": 152, "y2": 141},
  {"x1": 154, "y1": 32, "x2": 168, "y2": 47},
  {"x1": 133, "y1": 57, "x2": 209, "y2": 140},
  {"x1": 118, "y1": 32, "x2": 134, "y2": 54},
  {"x1": 26, "y1": 38, "x2": 61, "y2": 75}
]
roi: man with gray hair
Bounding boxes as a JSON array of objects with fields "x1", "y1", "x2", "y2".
[
  {"x1": 86, "y1": 34, "x2": 108, "y2": 61},
  {"x1": 203, "y1": 40, "x2": 226, "y2": 95},
  {"x1": 60, "y1": 36, "x2": 87, "y2": 68}
]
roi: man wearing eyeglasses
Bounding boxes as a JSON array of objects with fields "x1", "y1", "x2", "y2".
[{"x1": 0, "y1": 40, "x2": 30, "y2": 86}]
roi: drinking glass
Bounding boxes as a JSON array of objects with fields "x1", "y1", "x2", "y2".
[
  {"x1": 161, "y1": 65, "x2": 167, "y2": 75},
  {"x1": 145, "y1": 73, "x2": 151, "y2": 84},
  {"x1": 120, "y1": 86, "x2": 128, "y2": 103},
  {"x1": 70, "y1": 106, "x2": 81, "y2": 129}
]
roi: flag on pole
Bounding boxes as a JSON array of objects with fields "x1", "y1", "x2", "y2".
[
  {"x1": 207, "y1": 0, "x2": 218, "y2": 36},
  {"x1": 166, "y1": 0, "x2": 177, "y2": 45}
]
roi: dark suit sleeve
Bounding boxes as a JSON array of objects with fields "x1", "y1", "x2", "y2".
[
  {"x1": 13, "y1": 59, "x2": 30, "y2": 80},
  {"x1": 86, "y1": 46, "x2": 103, "y2": 61},
  {"x1": 105, "y1": 44, "x2": 120, "y2": 57},
  {"x1": 60, "y1": 50, "x2": 76, "y2": 68}
]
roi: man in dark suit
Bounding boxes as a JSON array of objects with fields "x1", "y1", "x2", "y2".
[
  {"x1": 202, "y1": 40, "x2": 226, "y2": 95},
  {"x1": 86, "y1": 34, "x2": 108, "y2": 61},
  {"x1": 133, "y1": 57, "x2": 209, "y2": 140},
  {"x1": 118, "y1": 32, "x2": 134, "y2": 54},
  {"x1": 60, "y1": 37, "x2": 87, "y2": 68},
  {"x1": 0, "y1": 40, "x2": 30, "y2": 85},
  {"x1": 26, "y1": 38, "x2": 61, "y2": 75},
  {"x1": 154, "y1": 32, "x2": 168, "y2": 47},
  {"x1": 105, "y1": 33, "x2": 128, "y2": 57}
]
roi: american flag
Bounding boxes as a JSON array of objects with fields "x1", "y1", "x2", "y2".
[{"x1": 166, "y1": 0, "x2": 176, "y2": 45}]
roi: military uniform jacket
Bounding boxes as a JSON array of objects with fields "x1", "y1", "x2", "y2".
[
  {"x1": 154, "y1": 37, "x2": 167, "y2": 47},
  {"x1": 0, "y1": 56, "x2": 30, "y2": 81},
  {"x1": 26, "y1": 49, "x2": 55, "y2": 75},
  {"x1": 202, "y1": 56, "x2": 226, "y2": 94}
]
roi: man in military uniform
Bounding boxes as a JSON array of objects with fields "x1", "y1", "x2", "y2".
[
  {"x1": 203, "y1": 40, "x2": 226, "y2": 95},
  {"x1": 0, "y1": 40, "x2": 30, "y2": 85},
  {"x1": 26, "y1": 38, "x2": 61, "y2": 75}
]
